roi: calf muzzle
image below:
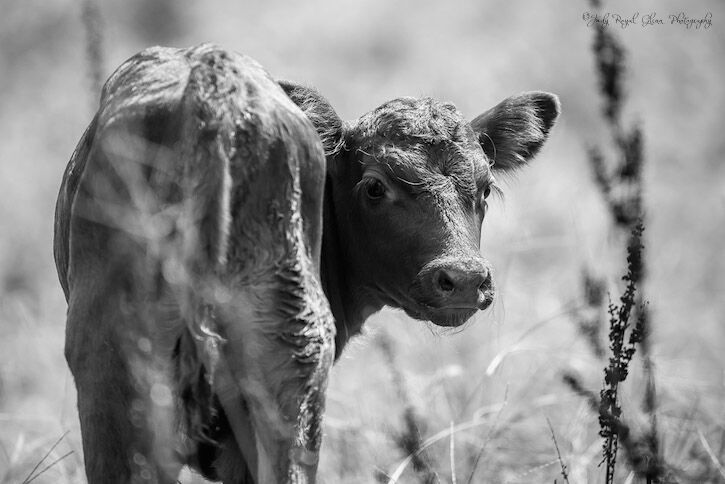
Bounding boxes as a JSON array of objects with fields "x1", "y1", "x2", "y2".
[
  {"x1": 408, "y1": 256, "x2": 494, "y2": 326},
  {"x1": 431, "y1": 263, "x2": 492, "y2": 310}
]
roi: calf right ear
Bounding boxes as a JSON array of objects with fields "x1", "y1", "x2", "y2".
[
  {"x1": 278, "y1": 80, "x2": 345, "y2": 156},
  {"x1": 470, "y1": 92, "x2": 560, "y2": 173}
]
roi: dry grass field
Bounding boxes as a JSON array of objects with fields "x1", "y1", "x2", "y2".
[{"x1": 1, "y1": 0, "x2": 724, "y2": 482}]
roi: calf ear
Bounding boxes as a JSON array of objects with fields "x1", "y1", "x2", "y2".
[
  {"x1": 470, "y1": 92, "x2": 560, "y2": 172},
  {"x1": 278, "y1": 80, "x2": 345, "y2": 156}
]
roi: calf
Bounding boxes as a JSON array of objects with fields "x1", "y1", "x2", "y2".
[{"x1": 54, "y1": 43, "x2": 559, "y2": 483}]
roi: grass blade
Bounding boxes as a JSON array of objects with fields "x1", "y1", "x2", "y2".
[
  {"x1": 449, "y1": 421, "x2": 457, "y2": 484},
  {"x1": 21, "y1": 431, "x2": 68, "y2": 484},
  {"x1": 546, "y1": 417, "x2": 570, "y2": 484},
  {"x1": 24, "y1": 451, "x2": 74, "y2": 484},
  {"x1": 697, "y1": 427, "x2": 725, "y2": 481}
]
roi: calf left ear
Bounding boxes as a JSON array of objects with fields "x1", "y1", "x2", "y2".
[
  {"x1": 470, "y1": 92, "x2": 560, "y2": 172},
  {"x1": 278, "y1": 80, "x2": 345, "y2": 156}
]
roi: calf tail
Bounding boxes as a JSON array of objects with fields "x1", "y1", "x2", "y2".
[
  {"x1": 176, "y1": 56, "x2": 235, "y2": 273},
  {"x1": 172, "y1": 49, "x2": 242, "y2": 452}
]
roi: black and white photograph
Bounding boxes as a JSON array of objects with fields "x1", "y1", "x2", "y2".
[{"x1": 0, "y1": 0, "x2": 723, "y2": 482}]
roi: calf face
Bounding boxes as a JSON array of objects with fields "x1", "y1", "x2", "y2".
[{"x1": 282, "y1": 84, "x2": 560, "y2": 329}]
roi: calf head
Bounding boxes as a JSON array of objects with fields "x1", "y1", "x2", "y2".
[{"x1": 281, "y1": 82, "x2": 559, "y2": 331}]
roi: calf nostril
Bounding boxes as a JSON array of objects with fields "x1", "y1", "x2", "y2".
[
  {"x1": 478, "y1": 271, "x2": 491, "y2": 291},
  {"x1": 435, "y1": 270, "x2": 456, "y2": 294}
]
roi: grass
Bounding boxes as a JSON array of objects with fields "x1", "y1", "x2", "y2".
[{"x1": 0, "y1": 428, "x2": 81, "y2": 484}]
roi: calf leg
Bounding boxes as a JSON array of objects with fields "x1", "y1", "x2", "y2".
[
  {"x1": 66, "y1": 291, "x2": 184, "y2": 484},
  {"x1": 212, "y1": 435, "x2": 255, "y2": 484}
]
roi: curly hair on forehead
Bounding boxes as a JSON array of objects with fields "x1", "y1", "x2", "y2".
[{"x1": 358, "y1": 97, "x2": 471, "y2": 146}]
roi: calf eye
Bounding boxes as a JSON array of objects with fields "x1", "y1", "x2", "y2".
[
  {"x1": 365, "y1": 179, "x2": 386, "y2": 200},
  {"x1": 483, "y1": 187, "x2": 491, "y2": 199}
]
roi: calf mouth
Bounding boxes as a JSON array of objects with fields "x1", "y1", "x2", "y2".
[
  {"x1": 402, "y1": 283, "x2": 494, "y2": 328},
  {"x1": 377, "y1": 285, "x2": 493, "y2": 327},
  {"x1": 408, "y1": 305, "x2": 478, "y2": 327},
  {"x1": 402, "y1": 293, "x2": 493, "y2": 327}
]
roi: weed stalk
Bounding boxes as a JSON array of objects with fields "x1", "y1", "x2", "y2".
[{"x1": 567, "y1": 1, "x2": 670, "y2": 482}]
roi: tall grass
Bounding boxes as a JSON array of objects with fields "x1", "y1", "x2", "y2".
[
  {"x1": 378, "y1": 333, "x2": 440, "y2": 484},
  {"x1": 80, "y1": 0, "x2": 105, "y2": 103}
]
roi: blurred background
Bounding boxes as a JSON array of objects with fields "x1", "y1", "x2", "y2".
[{"x1": 1, "y1": 0, "x2": 723, "y2": 482}]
